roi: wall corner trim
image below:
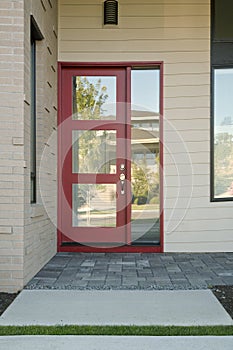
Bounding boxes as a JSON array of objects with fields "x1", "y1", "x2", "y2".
[{"x1": 30, "y1": 204, "x2": 44, "y2": 218}]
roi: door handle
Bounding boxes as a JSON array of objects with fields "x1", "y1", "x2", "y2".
[{"x1": 120, "y1": 173, "x2": 125, "y2": 194}]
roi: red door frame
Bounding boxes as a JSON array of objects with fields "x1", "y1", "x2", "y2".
[{"x1": 58, "y1": 62, "x2": 164, "y2": 253}]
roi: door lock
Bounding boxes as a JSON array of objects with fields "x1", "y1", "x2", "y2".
[
  {"x1": 120, "y1": 173, "x2": 125, "y2": 181},
  {"x1": 120, "y1": 173, "x2": 125, "y2": 194}
]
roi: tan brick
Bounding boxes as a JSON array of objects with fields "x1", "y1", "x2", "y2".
[
  {"x1": 0, "y1": 9, "x2": 23, "y2": 17},
  {"x1": 0, "y1": 234, "x2": 23, "y2": 242},
  {"x1": 12, "y1": 271, "x2": 24, "y2": 279},
  {"x1": 0, "y1": 0, "x2": 57, "y2": 293},
  {"x1": 0, "y1": 2, "x2": 12, "y2": 9},
  {"x1": 0, "y1": 279, "x2": 23, "y2": 286},
  {"x1": 0, "y1": 248, "x2": 22, "y2": 257},
  {"x1": 0, "y1": 286, "x2": 22, "y2": 293},
  {"x1": 12, "y1": 138, "x2": 24, "y2": 146},
  {"x1": 0, "y1": 226, "x2": 12, "y2": 234},
  {"x1": 0, "y1": 257, "x2": 11, "y2": 264},
  {"x1": 0, "y1": 271, "x2": 12, "y2": 279}
]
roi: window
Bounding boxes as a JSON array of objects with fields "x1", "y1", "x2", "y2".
[
  {"x1": 212, "y1": 68, "x2": 233, "y2": 199},
  {"x1": 30, "y1": 16, "x2": 43, "y2": 203},
  {"x1": 211, "y1": 1, "x2": 233, "y2": 200},
  {"x1": 213, "y1": 0, "x2": 233, "y2": 42}
]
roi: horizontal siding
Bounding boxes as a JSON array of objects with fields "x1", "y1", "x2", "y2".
[
  {"x1": 165, "y1": 85, "x2": 209, "y2": 98},
  {"x1": 165, "y1": 96, "x2": 210, "y2": 109},
  {"x1": 163, "y1": 118, "x2": 210, "y2": 130},
  {"x1": 165, "y1": 163, "x2": 210, "y2": 176},
  {"x1": 165, "y1": 153, "x2": 209, "y2": 165},
  {"x1": 59, "y1": 4, "x2": 209, "y2": 17},
  {"x1": 59, "y1": 0, "x2": 210, "y2": 4},
  {"x1": 165, "y1": 130, "x2": 210, "y2": 143},
  {"x1": 60, "y1": 27, "x2": 209, "y2": 41},
  {"x1": 120, "y1": 4, "x2": 210, "y2": 17},
  {"x1": 60, "y1": 15, "x2": 210, "y2": 29},
  {"x1": 166, "y1": 242, "x2": 233, "y2": 253},
  {"x1": 167, "y1": 208, "x2": 233, "y2": 220},
  {"x1": 58, "y1": 0, "x2": 233, "y2": 252},
  {"x1": 165, "y1": 219, "x2": 233, "y2": 232},
  {"x1": 165, "y1": 173, "x2": 209, "y2": 186},
  {"x1": 59, "y1": 52, "x2": 210, "y2": 64},
  {"x1": 60, "y1": 39, "x2": 209, "y2": 53},
  {"x1": 165, "y1": 73, "x2": 210, "y2": 86},
  {"x1": 164, "y1": 185, "x2": 210, "y2": 198}
]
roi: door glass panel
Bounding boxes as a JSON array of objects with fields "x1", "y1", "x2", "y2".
[
  {"x1": 72, "y1": 130, "x2": 117, "y2": 174},
  {"x1": 131, "y1": 69, "x2": 160, "y2": 244},
  {"x1": 72, "y1": 76, "x2": 116, "y2": 120},
  {"x1": 72, "y1": 184, "x2": 116, "y2": 227}
]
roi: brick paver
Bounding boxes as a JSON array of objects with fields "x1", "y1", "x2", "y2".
[{"x1": 26, "y1": 252, "x2": 233, "y2": 290}]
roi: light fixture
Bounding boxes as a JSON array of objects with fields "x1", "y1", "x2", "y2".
[{"x1": 104, "y1": 0, "x2": 118, "y2": 25}]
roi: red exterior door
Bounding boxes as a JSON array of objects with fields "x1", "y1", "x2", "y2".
[
  {"x1": 58, "y1": 67, "x2": 131, "y2": 248},
  {"x1": 58, "y1": 63, "x2": 163, "y2": 252}
]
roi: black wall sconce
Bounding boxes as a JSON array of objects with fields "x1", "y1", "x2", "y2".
[{"x1": 104, "y1": 0, "x2": 118, "y2": 25}]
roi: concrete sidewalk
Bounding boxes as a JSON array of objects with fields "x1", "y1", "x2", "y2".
[
  {"x1": 0, "y1": 289, "x2": 232, "y2": 326},
  {"x1": 1, "y1": 289, "x2": 232, "y2": 350},
  {"x1": 1, "y1": 336, "x2": 233, "y2": 350}
]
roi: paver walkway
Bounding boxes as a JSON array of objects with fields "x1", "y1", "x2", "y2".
[{"x1": 26, "y1": 252, "x2": 233, "y2": 290}]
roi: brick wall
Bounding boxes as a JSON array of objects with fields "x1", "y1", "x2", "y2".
[
  {"x1": 0, "y1": 0, "x2": 25, "y2": 292},
  {"x1": 0, "y1": 0, "x2": 58, "y2": 292},
  {"x1": 23, "y1": 0, "x2": 58, "y2": 287}
]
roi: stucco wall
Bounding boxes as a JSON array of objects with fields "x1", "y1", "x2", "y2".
[{"x1": 58, "y1": 0, "x2": 233, "y2": 252}]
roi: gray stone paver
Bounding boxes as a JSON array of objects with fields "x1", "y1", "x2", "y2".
[{"x1": 25, "y1": 252, "x2": 233, "y2": 290}]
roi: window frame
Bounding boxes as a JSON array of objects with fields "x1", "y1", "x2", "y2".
[
  {"x1": 211, "y1": 0, "x2": 233, "y2": 43},
  {"x1": 30, "y1": 16, "x2": 43, "y2": 204},
  {"x1": 30, "y1": 33, "x2": 36, "y2": 203},
  {"x1": 211, "y1": 0, "x2": 233, "y2": 201},
  {"x1": 211, "y1": 65, "x2": 233, "y2": 202}
]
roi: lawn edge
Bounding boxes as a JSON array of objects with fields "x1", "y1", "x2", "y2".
[{"x1": 0, "y1": 325, "x2": 233, "y2": 336}]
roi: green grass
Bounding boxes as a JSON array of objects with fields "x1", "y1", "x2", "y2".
[{"x1": 0, "y1": 325, "x2": 233, "y2": 336}]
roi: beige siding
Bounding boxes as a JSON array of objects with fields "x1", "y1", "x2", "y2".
[
  {"x1": 58, "y1": 0, "x2": 210, "y2": 61},
  {"x1": 58, "y1": 0, "x2": 233, "y2": 252}
]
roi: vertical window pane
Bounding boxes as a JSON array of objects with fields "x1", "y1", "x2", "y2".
[
  {"x1": 72, "y1": 130, "x2": 116, "y2": 174},
  {"x1": 131, "y1": 69, "x2": 160, "y2": 244},
  {"x1": 214, "y1": 0, "x2": 233, "y2": 41},
  {"x1": 72, "y1": 76, "x2": 116, "y2": 120},
  {"x1": 214, "y1": 68, "x2": 233, "y2": 198},
  {"x1": 30, "y1": 37, "x2": 36, "y2": 203},
  {"x1": 30, "y1": 17, "x2": 43, "y2": 204},
  {"x1": 72, "y1": 184, "x2": 116, "y2": 227}
]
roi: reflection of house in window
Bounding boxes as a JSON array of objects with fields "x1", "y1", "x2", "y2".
[
  {"x1": 131, "y1": 109, "x2": 159, "y2": 172},
  {"x1": 221, "y1": 116, "x2": 233, "y2": 126},
  {"x1": 130, "y1": 107, "x2": 160, "y2": 244}
]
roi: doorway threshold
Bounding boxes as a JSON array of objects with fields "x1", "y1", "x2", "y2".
[{"x1": 59, "y1": 243, "x2": 161, "y2": 253}]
